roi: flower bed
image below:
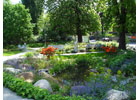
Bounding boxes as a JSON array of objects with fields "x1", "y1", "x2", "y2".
[{"x1": 3, "y1": 49, "x2": 136, "y2": 100}]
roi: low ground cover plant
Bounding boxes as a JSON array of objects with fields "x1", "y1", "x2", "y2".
[{"x1": 3, "y1": 72, "x2": 86, "y2": 100}]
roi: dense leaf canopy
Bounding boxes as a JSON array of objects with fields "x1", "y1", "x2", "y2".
[
  {"x1": 3, "y1": 2, "x2": 34, "y2": 45},
  {"x1": 45, "y1": 0, "x2": 101, "y2": 42}
]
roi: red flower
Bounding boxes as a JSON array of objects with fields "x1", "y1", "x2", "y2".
[
  {"x1": 131, "y1": 36, "x2": 136, "y2": 39},
  {"x1": 105, "y1": 47, "x2": 110, "y2": 52},
  {"x1": 101, "y1": 45, "x2": 117, "y2": 54},
  {"x1": 40, "y1": 46, "x2": 57, "y2": 59}
]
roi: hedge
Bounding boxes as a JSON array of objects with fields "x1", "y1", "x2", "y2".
[{"x1": 3, "y1": 72, "x2": 86, "y2": 100}]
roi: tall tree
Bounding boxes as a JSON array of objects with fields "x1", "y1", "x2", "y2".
[
  {"x1": 21, "y1": 0, "x2": 45, "y2": 35},
  {"x1": 46, "y1": 0, "x2": 101, "y2": 42},
  {"x1": 106, "y1": 0, "x2": 136, "y2": 49},
  {"x1": 3, "y1": 2, "x2": 34, "y2": 46}
]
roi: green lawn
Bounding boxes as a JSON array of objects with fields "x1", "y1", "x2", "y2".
[{"x1": 3, "y1": 49, "x2": 23, "y2": 56}]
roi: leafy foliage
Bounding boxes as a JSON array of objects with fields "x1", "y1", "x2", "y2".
[
  {"x1": 106, "y1": 50, "x2": 136, "y2": 75},
  {"x1": 46, "y1": 0, "x2": 101, "y2": 42},
  {"x1": 3, "y1": 3, "x2": 34, "y2": 46},
  {"x1": 21, "y1": 0, "x2": 45, "y2": 35},
  {"x1": 3, "y1": 72, "x2": 86, "y2": 100}
]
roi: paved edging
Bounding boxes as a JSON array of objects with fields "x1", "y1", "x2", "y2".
[{"x1": 3, "y1": 87, "x2": 33, "y2": 100}]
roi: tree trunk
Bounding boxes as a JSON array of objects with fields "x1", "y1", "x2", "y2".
[
  {"x1": 119, "y1": 26, "x2": 126, "y2": 50},
  {"x1": 78, "y1": 32, "x2": 82, "y2": 42},
  {"x1": 75, "y1": 0, "x2": 82, "y2": 43},
  {"x1": 76, "y1": 17, "x2": 82, "y2": 42},
  {"x1": 33, "y1": 24, "x2": 39, "y2": 35},
  {"x1": 119, "y1": 0, "x2": 126, "y2": 50}
]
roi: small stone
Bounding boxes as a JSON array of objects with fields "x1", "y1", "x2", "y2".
[
  {"x1": 62, "y1": 80, "x2": 71, "y2": 85},
  {"x1": 103, "y1": 59, "x2": 107, "y2": 62},
  {"x1": 90, "y1": 69, "x2": 97, "y2": 73},
  {"x1": 38, "y1": 69, "x2": 49, "y2": 75},
  {"x1": 111, "y1": 76, "x2": 117, "y2": 82},
  {"x1": 19, "y1": 64, "x2": 31, "y2": 70}
]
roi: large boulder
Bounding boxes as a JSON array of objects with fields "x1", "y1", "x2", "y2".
[
  {"x1": 105, "y1": 89, "x2": 129, "y2": 100},
  {"x1": 18, "y1": 72, "x2": 34, "y2": 83},
  {"x1": 34, "y1": 79, "x2": 52, "y2": 92},
  {"x1": 4, "y1": 67, "x2": 22, "y2": 74}
]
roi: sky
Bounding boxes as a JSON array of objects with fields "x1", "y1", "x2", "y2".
[{"x1": 11, "y1": 0, "x2": 21, "y2": 4}]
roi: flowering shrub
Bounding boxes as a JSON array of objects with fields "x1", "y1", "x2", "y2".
[
  {"x1": 101, "y1": 45, "x2": 117, "y2": 53},
  {"x1": 40, "y1": 46, "x2": 57, "y2": 59}
]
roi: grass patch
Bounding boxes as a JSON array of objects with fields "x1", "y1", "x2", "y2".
[
  {"x1": 61, "y1": 53, "x2": 105, "y2": 59},
  {"x1": 27, "y1": 43, "x2": 44, "y2": 48},
  {"x1": 3, "y1": 49, "x2": 23, "y2": 56}
]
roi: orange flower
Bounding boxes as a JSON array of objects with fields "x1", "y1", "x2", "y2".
[
  {"x1": 105, "y1": 47, "x2": 110, "y2": 52},
  {"x1": 131, "y1": 36, "x2": 136, "y2": 39},
  {"x1": 40, "y1": 46, "x2": 57, "y2": 58}
]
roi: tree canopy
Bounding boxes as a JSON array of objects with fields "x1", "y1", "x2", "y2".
[
  {"x1": 106, "y1": 0, "x2": 136, "y2": 49},
  {"x1": 21, "y1": 0, "x2": 45, "y2": 35},
  {"x1": 3, "y1": 2, "x2": 34, "y2": 46},
  {"x1": 46, "y1": 0, "x2": 101, "y2": 42}
]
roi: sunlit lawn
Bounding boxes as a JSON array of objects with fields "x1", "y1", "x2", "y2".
[{"x1": 3, "y1": 49, "x2": 23, "y2": 56}]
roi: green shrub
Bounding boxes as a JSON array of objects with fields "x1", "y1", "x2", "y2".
[
  {"x1": 106, "y1": 50, "x2": 136, "y2": 74},
  {"x1": 3, "y1": 72, "x2": 86, "y2": 100},
  {"x1": 51, "y1": 83, "x2": 60, "y2": 92},
  {"x1": 3, "y1": 3, "x2": 34, "y2": 46},
  {"x1": 27, "y1": 43, "x2": 44, "y2": 48},
  {"x1": 22, "y1": 57, "x2": 49, "y2": 70},
  {"x1": 24, "y1": 52, "x2": 34, "y2": 58},
  {"x1": 49, "y1": 59, "x2": 75, "y2": 74},
  {"x1": 90, "y1": 57, "x2": 105, "y2": 69},
  {"x1": 75, "y1": 56, "x2": 91, "y2": 71},
  {"x1": 121, "y1": 61, "x2": 136, "y2": 76},
  {"x1": 62, "y1": 53, "x2": 105, "y2": 59}
]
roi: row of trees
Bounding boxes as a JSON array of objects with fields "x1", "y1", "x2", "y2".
[
  {"x1": 3, "y1": 0, "x2": 136, "y2": 49},
  {"x1": 44, "y1": 0, "x2": 136, "y2": 49}
]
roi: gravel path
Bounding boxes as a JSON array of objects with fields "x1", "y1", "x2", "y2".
[{"x1": 3, "y1": 48, "x2": 41, "y2": 62}]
